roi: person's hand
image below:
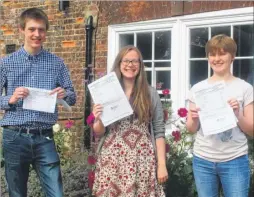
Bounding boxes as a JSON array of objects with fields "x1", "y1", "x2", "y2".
[
  {"x1": 92, "y1": 104, "x2": 103, "y2": 122},
  {"x1": 189, "y1": 106, "x2": 200, "y2": 120},
  {"x1": 9, "y1": 87, "x2": 29, "y2": 104},
  {"x1": 228, "y1": 98, "x2": 240, "y2": 117},
  {"x1": 50, "y1": 87, "x2": 66, "y2": 99},
  {"x1": 157, "y1": 164, "x2": 168, "y2": 184}
]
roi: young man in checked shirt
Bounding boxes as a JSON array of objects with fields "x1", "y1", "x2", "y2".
[{"x1": 0, "y1": 8, "x2": 76, "y2": 197}]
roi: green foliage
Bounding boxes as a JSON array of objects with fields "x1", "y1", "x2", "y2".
[
  {"x1": 160, "y1": 91, "x2": 197, "y2": 197},
  {"x1": 27, "y1": 169, "x2": 43, "y2": 197},
  {"x1": 1, "y1": 152, "x2": 91, "y2": 197},
  {"x1": 62, "y1": 152, "x2": 91, "y2": 197},
  {"x1": 53, "y1": 129, "x2": 72, "y2": 165},
  {"x1": 249, "y1": 139, "x2": 254, "y2": 197},
  {"x1": 164, "y1": 126, "x2": 197, "y2": 197},
  {"x1": 0, "y1": 122, "x2": 91, "y2": 197}
]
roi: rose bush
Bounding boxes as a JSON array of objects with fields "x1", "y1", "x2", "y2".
[
  {"x1": 160, "y1": 88, "x2": 197, "y2": 196},
  {"x1": 1, "y1": 119, "x2": 91, "y2": 197}
]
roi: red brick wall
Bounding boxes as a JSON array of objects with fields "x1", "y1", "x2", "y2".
[
  {"x1": 0, "y1": 0, "x2": 253, "y2": 119},
  {"x1": 0, "y1": 0, "x2": 90, "y2": 119}
]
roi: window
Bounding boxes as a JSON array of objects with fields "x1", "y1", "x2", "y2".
[
  {"x1": 119, "y1": 31, "x2": 172, "y2": 94},
  {"x1": 189, "y1": 24, "x2": 254, "y2": 87},
  {"x1": 108, "y1": 7, "x2": 253, "y2": 110}
]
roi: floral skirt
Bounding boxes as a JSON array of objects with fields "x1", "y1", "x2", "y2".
[{"x1": 93, "y1": 118, "x2": 165, "y2": 197}]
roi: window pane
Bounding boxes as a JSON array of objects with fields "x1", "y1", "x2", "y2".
[
  {"x1": 144, "y1": 62, "x2": 151, "y2": 68},
  {"x1": 155, "y1": 31, "x2": 171, "y2": 60},
  {"x1": 211, "y1": 26, "x2": 230, "y2": 37},
  {"x1": 233, "y1": 59, "x2": 254, "y2": 85},
  {"x1": 234, "y1": 25, "x2": 254, "y2": 57},
  {"x1": 119, "y1": 34, "x2": 134, "y2": 49},
  {"x1": 146, "y1": 71, "x2": 152, "y2": 85},
  {"x1": 190, "y1": 61, "x2": 208, "y2": 87},
  {"x1": 190, "y1": 28, "x2": 208, "y2": 58},
  {"x1": 156, "y1": 71, "x2": 171, "y2": 90},
  {"x1": 155, "y1": 62, "x2": 171, "y2": 68},
  {"x1": 137, "y1": 32, "x2": 152, "y2": 60}
]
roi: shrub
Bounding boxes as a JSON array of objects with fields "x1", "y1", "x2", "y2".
[{"x1": 0, "y1": 121, "x2": 91, "y2": 197}]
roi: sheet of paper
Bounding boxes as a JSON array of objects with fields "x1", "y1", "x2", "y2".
[
  {"x1": 194, "y1": 81, "x2": 237, "y2": 136},
  {"x1": 57, "y1": 99, "x2": 72, "y2": 112},
  {"x1": 23, "y1": 87, "x2": 57, "y2": 113},
  {"x1": 88, "y1": 72, "x2": 133, "y2": 126}
]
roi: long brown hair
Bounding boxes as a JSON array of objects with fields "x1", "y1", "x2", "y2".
[{"x1": 111, "y1": 45, "x2": 151, "y2": 123}]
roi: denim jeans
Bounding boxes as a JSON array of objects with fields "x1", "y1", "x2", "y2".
[
  {"x1": 2, "y1": 128, "x2": 63, "y2": 197},
  {"x1": 193, "y1": 154, "x2": 250, "y2": 197}
]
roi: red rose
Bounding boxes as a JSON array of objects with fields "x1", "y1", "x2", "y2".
[
  {"x1": 86, "y1": 112, "x2": 95, "y2": 126},
  {"x1": 162, "y1": 89, "x2": 170, "y2": 95},
  {"x1": 88, "y1": 170, "x2": 95, "y2": 189},
  {"x1": 87, "y1": 155, "x2": 97, "y2": 165},
  {"x1": 172, "y1": 130, "x2": 181, "y2": 142},
  {"x1": 177, "y1": 108, "x2": 188, "y2": 118},
  {"x1": 65, "y1": 120, "x2": 74, "y2": 129}
]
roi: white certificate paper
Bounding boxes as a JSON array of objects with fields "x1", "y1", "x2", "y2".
[
  {"x1": 23, "y1": 87, "x2": 57, "y2": 113},
  {"x1": 88, "y1": 72, "x2": 133, "y2": 126},
  {"x1": 57, "y1": 99, "x2": 72, "y2": 112},
  {"x1": 194, "y1": 81, "x2": 237, "y2": 136}
]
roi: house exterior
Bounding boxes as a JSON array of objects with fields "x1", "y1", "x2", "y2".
[{"x1": 0, "y1": 1, "x2": 253, "y2": 118}]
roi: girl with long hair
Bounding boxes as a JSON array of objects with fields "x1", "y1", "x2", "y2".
[{"x1": 92, "y1": 46, "x2": 168, "y2": 196}]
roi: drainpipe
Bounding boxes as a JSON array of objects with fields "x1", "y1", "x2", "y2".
[{"x1": 84, "y1": 16, "x2": 94, "y2": 149}]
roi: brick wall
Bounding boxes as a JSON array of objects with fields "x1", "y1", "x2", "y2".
[{"x1": 0, "y1": 0, "x2": 253, "y2": 119}]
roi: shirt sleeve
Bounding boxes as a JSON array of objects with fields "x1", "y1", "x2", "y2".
[
  {"x1": 243, "y1": 82, "x2": 254, "y2": 107},
  {"x1": 0, "y1": 59, "x2": 14, "y2": 110},
  {"x1": 151, "y1": 87, "x2": 165, "y2": 139},
  {"x1": 57, "y1": 61, "x2": 76, "y2": 106}
]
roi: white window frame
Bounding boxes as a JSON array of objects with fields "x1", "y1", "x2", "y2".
[
  {"x1": 107, "y1": 7, "x2": 253, "y2": 112},
  {"x1": 180, "y1": 7, "x2": 253, "y2": 108},
  {"x1": 119, "y1": 30, "x2": 173, "y2": 95}
]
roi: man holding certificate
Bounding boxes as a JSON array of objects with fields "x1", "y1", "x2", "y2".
[
  {"x1": 186, "y1": 35, "x2": 253, "y2": 197},
  {"x1": 91, "y1": 46, "x2": 168, "y2": 196},
  {"x1": 0, "y1": 8, "x2": 76, "y2": 197}
]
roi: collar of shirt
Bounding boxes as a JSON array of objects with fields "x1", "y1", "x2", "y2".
[{"x1": 19, "y1": 46, "x2": 45, "y2": 60}]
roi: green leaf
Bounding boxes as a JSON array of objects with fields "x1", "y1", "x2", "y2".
[
  {"x1": 183, "y1": 165, "x2": 193, "y2": 174},
  {"x1": 173, "y1": 171, "x2": 180, "y2": 176}
]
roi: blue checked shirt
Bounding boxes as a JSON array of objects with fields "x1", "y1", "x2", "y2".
[{"x1": 0, "y1": 47, "x2": 76, "y2": 129}]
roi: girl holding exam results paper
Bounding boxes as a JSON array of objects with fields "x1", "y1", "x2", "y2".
[
  {"x1": 91, "y1": 46, "x2": 167, "y2": 196},
  {"x1": 186, "y1": 34, "x2": 253, "y2": 197}
]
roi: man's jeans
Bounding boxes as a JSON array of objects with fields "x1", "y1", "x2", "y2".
[
  {"x1": 193, "y1": 154, "x2": 250, "y2": 197},
  {"x1": 2, "y1": 128, "x2": 63, "y2": 197}
]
